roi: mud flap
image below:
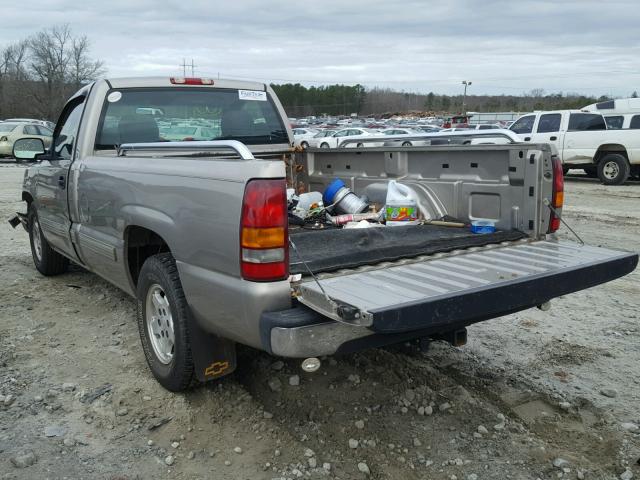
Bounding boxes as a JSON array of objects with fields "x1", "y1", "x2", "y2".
[{"x1": 187, "y1": 314, "x2": 237, "y2": 383}]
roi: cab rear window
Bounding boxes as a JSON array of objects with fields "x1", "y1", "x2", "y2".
[{"x1": 95, "y1": 87, "x2": 288, "y2": 149}]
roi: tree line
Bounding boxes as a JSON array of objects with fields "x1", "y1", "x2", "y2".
[
  {"x1": 273, "y1": 84, "x2": 636, "y2": 117},
  {"x1": 0, "y1": 24, "x2": 105, "y2": 121}
]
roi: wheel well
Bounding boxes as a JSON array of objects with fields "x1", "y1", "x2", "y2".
[
  {"x1": 125, "y1": 226, "x2": 171, "y2": 287},
  {"x1": 594, "y1": 144, "x2": 628, "y2": 164}
]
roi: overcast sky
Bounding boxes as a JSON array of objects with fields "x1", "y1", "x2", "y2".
[{"x1": 1, "y1": 0, "x2": 638, "y2": 96}]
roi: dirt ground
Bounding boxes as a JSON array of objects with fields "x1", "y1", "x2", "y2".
[{"x1": 0, "y1": 163, "x2": 638, "y2": 480}]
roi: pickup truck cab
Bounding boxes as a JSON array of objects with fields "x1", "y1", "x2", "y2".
[
  {"x1": 510, "y1": 110, "x2": 640, "y2": 185},
  {"x1": 9, "y1": 77, "x2": 638, "y2": 391}
]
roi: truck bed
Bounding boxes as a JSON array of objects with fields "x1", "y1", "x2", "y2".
[{"x1": 289, "y1": 223, "x2": 528, "y2": 275}]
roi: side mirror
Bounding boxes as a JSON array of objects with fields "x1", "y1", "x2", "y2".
[{"x1": 13, "y1": 138, "x2": 46, "y2": 161}]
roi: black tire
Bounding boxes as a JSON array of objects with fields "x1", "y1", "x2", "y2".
[
  {"x1": 137, "y1": 253, "x2": 194, "y2": 391},
  {"x1": 300, "y1": 141, "x2": 309, "y2": 149},
  {"x1": 28, "y1": 206, "x2": 69, "y2": 276},
  {"x1": 320, "y1": 142, "x2": 330, "y2": 148},
  {"x1": 402, "y1": 141, "x2": 412, "y2": 147},
  {"x1": 356, "y1": 142, "x2": 364, "y2": 148},
  {"x1": 597, "y1": 154, "x2": 630, "y2": 185}
]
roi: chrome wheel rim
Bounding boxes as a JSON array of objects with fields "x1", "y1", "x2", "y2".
[
  {"x1": 602, "y1": 161, "x2": 619, "y2": 180},
  {"x1": 32, "y1": 217, "x2": 43, "y2": 262},
  {"x1": 145, "y1": 284, "x2": 175, "y2": 364}
]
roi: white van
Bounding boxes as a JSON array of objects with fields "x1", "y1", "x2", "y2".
[{"x1": 582, "y1": 98, "x2": 640, "y2": 130}]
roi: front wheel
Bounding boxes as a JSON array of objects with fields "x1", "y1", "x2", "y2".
[
  {"x1": 300, "y1": 141, "x2": 309, "y2": 149},
  {"x1": 137, "y1": 253, "x2": 195, "y2": 391},
  {"x1": 402, "y1": 141, "x2": 412, "y2": 147},
  {"x1": 597, "y1": 154, "x2": 630, "y2": 185},
  {"x1": 28, "y1": 207, "x2": 68, "y2": 275},
  {"x1": 320, "y1": 142, "x2": 330, "y2": 148}
]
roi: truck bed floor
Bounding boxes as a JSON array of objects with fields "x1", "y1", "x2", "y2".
[{"x1": 289, "y1": 224, "x2": 528, "y2": 275}]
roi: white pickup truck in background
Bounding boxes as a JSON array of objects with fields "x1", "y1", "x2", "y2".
[{"x1": 510, "y1": 110, "x2": 640, "y2": 185}]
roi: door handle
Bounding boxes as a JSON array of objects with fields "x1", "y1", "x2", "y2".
[
  {"x1": 550, "y1": 136, "x2": 557, "y2": 141},
  {"x1": 524, "y1": 137, "x2": 531, "y2": 141},
  {"x1": 58, "y1": 175, "x2": 66, "y2": 189}
]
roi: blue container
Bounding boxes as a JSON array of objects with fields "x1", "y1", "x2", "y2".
[
  {"x1": 323, "y1": 179, "x2": 345, "y2": 205},
  {"x1": 323, "y1": 179, "x2": 369, "y2": 214},
  {"x1": 470, "y1": 220, "x2": 496, "y2": 234}
]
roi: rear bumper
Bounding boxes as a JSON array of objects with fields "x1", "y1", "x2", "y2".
[{"x1": 262, "y1": 251, "x2": 638, "y2": 357}]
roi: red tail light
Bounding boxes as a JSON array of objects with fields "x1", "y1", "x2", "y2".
[
  {"x1": 548, "y1": 155, "x2": 564, "y2": 233},
  {"x1": 240, "y1": 179, "x2": 288, "y2": 282}
]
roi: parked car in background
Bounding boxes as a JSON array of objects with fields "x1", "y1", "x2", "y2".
[
  {"x1": 0, "y1": 122, "x2": 53, "y2": 159},
  {"x1": 415, "y1": 125, "x2": 443, "y2": 133},
  {"x1": 4, "y1": 118, "x2": 56, "y2": 130},
  {"x1": 582, "y1": 98, "x2": 640, "y2": 129},
  {"x1": 467, "y1": 124, "x2": 502, "y2": 130},
  {"x1": 305, "y1": 129, "x2": 337, "y2": 148},
  {"x1": 292, "y1": 128, "x2": 319, "y2": 148},
  {"x1": 510, "y1": 110, "x2": 640, "y2": 184},
  {"x1": 313, "y1": 128, "x2": 379, "y2": 148},
  {"x1": 159, "y1": 125, "x2": 218, "y2": 141}
]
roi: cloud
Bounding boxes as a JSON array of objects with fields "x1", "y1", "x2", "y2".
[{"x1": 0, "y1": 0, "x2": 638, "y2": 96}]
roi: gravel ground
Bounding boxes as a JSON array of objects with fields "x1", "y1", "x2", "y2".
[{"x1": 0, "y1": 163, "x2": 638, "y2": 480}]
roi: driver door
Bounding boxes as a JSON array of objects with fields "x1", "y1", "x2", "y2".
[{"x1": 34, "y1": 97, "x2": 85, "y2": 260}]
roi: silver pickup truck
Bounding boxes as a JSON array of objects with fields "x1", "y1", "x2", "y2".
[{"x1": 9, "y1": 77, "x2": 638, "y2": 391}]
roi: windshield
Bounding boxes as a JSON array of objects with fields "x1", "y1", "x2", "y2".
[
  {"x1": 0, "y1": 123, "x2": 18, "y2": 132},
  {"x1": 95, "y1": 87, "x2": 289, "y2": 149}
]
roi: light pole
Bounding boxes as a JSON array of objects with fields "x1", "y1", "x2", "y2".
[{"x1": 461, "y1": 80, "x2": 472, "y2": 114}]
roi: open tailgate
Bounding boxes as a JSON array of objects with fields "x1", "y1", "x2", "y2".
[{"x1": 294, "y1": 239, "x2": 638, "y2": 333}]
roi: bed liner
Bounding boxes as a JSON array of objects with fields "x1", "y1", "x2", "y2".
[{"x1": 289, "y1": 224, "x2": 528, "y2": 275}]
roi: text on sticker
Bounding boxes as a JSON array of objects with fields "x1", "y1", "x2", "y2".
[{"x1": 239, "y1": 90, "x2": 267, "y2": 101}]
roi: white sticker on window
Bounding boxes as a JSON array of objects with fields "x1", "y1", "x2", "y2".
[
  {"x1": 107, "y1": 91, "x2": 122, "y2": 103},
  {"x1": 239, "y1": 89, "x2": 267, "y2": 101}
]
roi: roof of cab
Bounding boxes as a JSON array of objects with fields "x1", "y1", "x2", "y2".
[{"x1": 105, "y1": 76, "x2": 266, "y2": 91}]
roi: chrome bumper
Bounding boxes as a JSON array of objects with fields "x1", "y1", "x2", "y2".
[{"x1": 269, "y1": 321, "x2": 373, "y2": 357}]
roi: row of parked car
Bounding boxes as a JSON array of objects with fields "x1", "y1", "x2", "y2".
[
  {"x1": 0, "y1": 118, "x2": 54, "y2": 159},
  {"x1": 292, "y1": 123, "x2": 504, "y2": 149}
]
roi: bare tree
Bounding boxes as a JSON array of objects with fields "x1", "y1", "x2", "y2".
[
  {"x1": 69, "y1": 35, "x2": 105, "y2": 90},
  {"x1": 23, "y1": 24, "x2": 106, "y2": 120}
]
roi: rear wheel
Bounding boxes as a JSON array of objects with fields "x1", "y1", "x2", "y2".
[
  {"x1": 137, "y1": 253, "x2": 195, "y2": 391},
  {"x1": 28, "y1": 206, "x2": 69, "y2": 276},
  {"x1": 597, "y1": 154, "x2": 630, "y2": 185},
  {"x1": 320, "y1": 142, "x2": 330, "y2": 148}
]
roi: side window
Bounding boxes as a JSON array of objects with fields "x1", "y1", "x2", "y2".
[
  {"x1": 605, "y1": 116, "x2": 624, "y2": 129},
  {"x1": 53, "y1": 100, "x2": 85, "y2": 160},
  {"x1": 536, "y1": 114, "x2": 561, "y2": 133},
  {"x1": 510, "y1": 115, "x2": 535, "y2": 134},
  {"x1": 568, "y1": 113, "x2": 606, "y2": 131},
  {"x1": 629, "y1": 115, "x2": 640, "y2": 129},
  {"x1": 23, "y1": 125, "x2": 39, "y2": 135},
  {"x1": 37, "y1": 126, "x2": 53, "y2": 136}
]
